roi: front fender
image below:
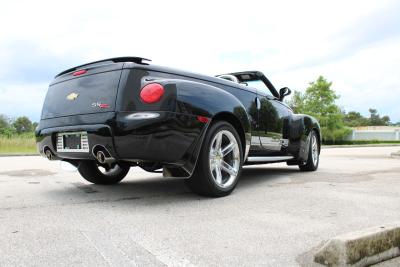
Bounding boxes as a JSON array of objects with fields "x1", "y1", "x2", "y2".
[{"x1": 287, "y1": 114, "x2": 321, "y2": 161}]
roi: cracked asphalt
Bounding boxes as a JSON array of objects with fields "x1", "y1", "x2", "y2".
[{"x1": 0, "y1": 146, "x2": 400, "y2": 266}]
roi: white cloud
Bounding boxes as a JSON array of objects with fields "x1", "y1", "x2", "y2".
[{"x1": 0, "y1": 0, "x2": 399, "y2": 122}]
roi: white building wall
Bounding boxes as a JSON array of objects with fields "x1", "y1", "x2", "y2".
[{"x1": 346, "y1": 127, "x2": 400, "y2": 141}]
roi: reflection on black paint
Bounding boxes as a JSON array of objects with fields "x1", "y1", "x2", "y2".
[{"x1": 259, "y1": 98, "x2": 281, "y2": 136}]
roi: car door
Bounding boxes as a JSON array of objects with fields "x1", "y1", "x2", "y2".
[
  {"x1": 256, "y1": 89, "x2": 290, "y2": 155},
  {"x1": 218, "y1": 71, "x2": 291, "y2": 156}
]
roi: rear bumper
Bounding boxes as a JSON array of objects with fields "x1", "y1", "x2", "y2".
[
  {"x1": 36, "y1": 124, "x2": 115, "y2": 160},
  {"x1": 36, "y1": 111, "x2": 209, "y2": 169}
]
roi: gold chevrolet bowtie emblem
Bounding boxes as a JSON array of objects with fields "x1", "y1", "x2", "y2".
[{"x1": 67, "y1": 92, "x2": 79, "y2": 101}]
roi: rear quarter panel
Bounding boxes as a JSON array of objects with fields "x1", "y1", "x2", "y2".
[{"x1": 113, "y1": 68, "x2": 255, "y2": 174}]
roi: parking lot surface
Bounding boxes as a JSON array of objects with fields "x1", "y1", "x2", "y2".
[{"x1": 0, "y1": 146, "x2": 400, "y2": 266}]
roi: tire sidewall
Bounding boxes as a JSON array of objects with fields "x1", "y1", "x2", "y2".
[
  {"x1": 300, "y1": 131, "x2": 319, "y2": 171},
  {"x1": 310, "y1": 131, "x2": 319, "y2": 169}
]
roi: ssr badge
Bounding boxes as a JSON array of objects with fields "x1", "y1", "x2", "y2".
[{"x1": 91, "y1": 102, "x2": 110, "y2": 109}]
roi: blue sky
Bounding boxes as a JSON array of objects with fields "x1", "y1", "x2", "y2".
[{"x1": 1, "y1": 0, "x2": 400, "y2": 122}]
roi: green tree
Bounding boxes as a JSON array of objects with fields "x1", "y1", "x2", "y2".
[
  {"x1": 288, "y1": 91, "x2": 305, "y2": 114},
  {"x1": 288, "y1": 76, "x2": 351, "y2": 143},
  {"x1": 381, "y1": 116, "x2": 390, "y2": 125},
  {"x1": 368, "y1": 108, "x2": 390, "y2": 126},
  {"x1": 342, "y1": 109, "x2": 391, "y2": 127},
  {"x1": 343, "y1": 111, "x2": 369, "y2": 127},
  {"x1": 368, "y1": 108, "x2": 380, "y2": 125},
  {"x1": 0, "y1": 114, "x2": 9, "y2": 130},
  {"x1": 13, "y1": 116, "x2": 33, "y2": 134},
  {"x1": 32, "y1": 122, "x2": 39, "y2": 131}
]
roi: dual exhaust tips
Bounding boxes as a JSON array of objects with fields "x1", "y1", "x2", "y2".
[{"x1": 44, "y1": 145, "x2": 115, "y2": 165}]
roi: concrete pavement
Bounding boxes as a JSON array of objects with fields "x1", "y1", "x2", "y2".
[{"x1": 0, "y1": 146, "x2": 400, "y2": 266}]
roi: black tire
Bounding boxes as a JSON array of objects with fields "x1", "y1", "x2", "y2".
[
  {"x1": 78, "y1": 161, "x2": 130, "y2": 185},
  {"x1": 185, "y1": 121, "x2": 243, "y2": 197},
  {"x1": 299, "y1": 131, "x2": 319, "y2": 171}
]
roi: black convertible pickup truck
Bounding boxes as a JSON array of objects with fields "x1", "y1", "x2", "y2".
[{"x1": 36, "y1": 57, "x2": 320, "y2": 197}]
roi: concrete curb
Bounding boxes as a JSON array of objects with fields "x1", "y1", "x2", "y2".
[
  {"x1": 391, "y1": 152, "x2": 400, "y2": 158},
  {"x1": 314, "y1": 223, "x2": 400, "y2": 266}
]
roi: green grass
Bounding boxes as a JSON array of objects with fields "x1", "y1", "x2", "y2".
[{"x1": 0, "y1": 134, "x2": 37, "y2": 154}]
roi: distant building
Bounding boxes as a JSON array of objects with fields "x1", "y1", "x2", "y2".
[{"x1": 346, "y1": 126, "x2": 400, "y2": 141}]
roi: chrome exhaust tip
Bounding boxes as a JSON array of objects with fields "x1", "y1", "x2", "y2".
[
  {"x1": 92, "y1": 145, "x2": 116, "y2": 165},
  {"x1": 45, "y1": 149, "x2": 53, "y2": 160},
  {"x1": 96, "y1": 150, "x2": 107, "y2": 164}
]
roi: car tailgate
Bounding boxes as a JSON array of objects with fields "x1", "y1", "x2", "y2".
[{"x1": 41, "y1": 64, "x2": 123, "y2": 119}]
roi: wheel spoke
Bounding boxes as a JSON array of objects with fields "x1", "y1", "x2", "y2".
[
  {"x1": 221, "y1": 142, "x2": 235, "y2": 156},
  {"x1": 221, "y1": 160, "x2": 237, "y2": 176},
  {"x1": 215, "y1": 132, "x2": 223, "y2": 151},
  {"x1": 215, "y1": 165, "x2": 222, "y2": 184},
  {"x1": 312, "y1": 137, "x2": 317, "y2": 148},
  {"x1": 210, "y1": 160, "x2": 216, "y2": 171}
]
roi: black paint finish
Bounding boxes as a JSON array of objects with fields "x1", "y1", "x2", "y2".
[{"x1": 36, "y1": 57, "x2": 321, "y2": 176}]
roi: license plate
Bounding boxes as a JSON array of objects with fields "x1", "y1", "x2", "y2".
[{"x1": 56, "y1": 132, "x2": 89, "y2": 152}]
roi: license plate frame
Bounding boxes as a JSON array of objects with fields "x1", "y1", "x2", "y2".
[{"x1": 56, "y1": 131, "x2": 89, "y2": 153}]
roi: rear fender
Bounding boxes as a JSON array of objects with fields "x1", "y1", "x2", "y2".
[
  {"x1": 116, "y1": 76, "x2": 252, "y2": 178},
  {"x1": 167, "y1": 80, "x2": 251, "y2": 177}
]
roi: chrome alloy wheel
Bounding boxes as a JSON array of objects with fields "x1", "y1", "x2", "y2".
[
  {"x1": 311, "y1": 134, "x2": 319, "y2": 166},
  {"x1": 209, "y1": 130, "x2": 241, "y2": 188}
]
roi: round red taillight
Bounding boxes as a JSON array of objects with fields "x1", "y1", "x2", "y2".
[{"x1": 140, "y1": 83, "x2": 165, "y2": 104}]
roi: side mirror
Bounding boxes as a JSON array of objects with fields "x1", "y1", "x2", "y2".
[{"x1": 279, "y1": 87, "x2": 291, "y2": 101}]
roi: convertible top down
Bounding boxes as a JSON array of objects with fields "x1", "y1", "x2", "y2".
[{"x1": 36, "y1": 57, "x2": 321, "y2": 197}]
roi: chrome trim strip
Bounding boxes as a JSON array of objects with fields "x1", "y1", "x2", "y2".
[{"x1": 246, "y1": 156, "x2": 294, "y2": 162}]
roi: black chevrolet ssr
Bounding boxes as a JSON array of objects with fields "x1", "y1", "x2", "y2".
[{"x1": 36, "y1": 57, "x2": 321, "y2": 197}]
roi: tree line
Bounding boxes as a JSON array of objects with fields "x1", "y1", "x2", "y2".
[
  {"x1": 288, "y1": 76, "x2": 398, "y2": 143},
  {"x1": 0, "y1": 115, "x2": 37, "y2": 137},
  {"x1": 343, "y1": 109, "x2": 391, "y2": 127}
]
